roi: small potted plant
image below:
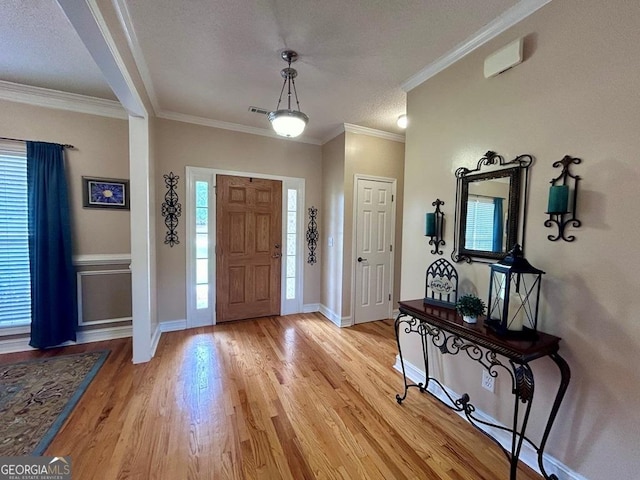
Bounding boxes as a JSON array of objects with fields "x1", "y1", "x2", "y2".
[{"x1": 456, "y1": 294, "x2": 486, "y2": 324}]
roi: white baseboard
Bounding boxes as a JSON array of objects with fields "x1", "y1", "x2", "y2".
[
  {"x1": 319, "y1": 304, "x2": 352, "y2": 327},
  {"x1": 159, "y1": 319, "x2": 187, "y2": 332},
  {"x1": 319, "y1": 304, "x2": 340, "y2": 326},
  {"x1": 0, "y1": 325, "x2": 133, "y2": 355},
  {"x1": 393, "y1": 355, "x2": 585, "y2": 480},
  {"x1": 150, "y1": 324, "x2": 161, "y2": 357},
  {"x1": 392, "y1": 308, "x2": 400, "y2": 319},
  {"x1": 149, "y1": 320, "x2": 189, "y2": 357},
  {"x1": 302, "y1": 303, "x2": 320, "y2": 313}
]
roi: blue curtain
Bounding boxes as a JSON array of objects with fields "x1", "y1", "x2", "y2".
[
  {"x1": 492, "y1": 197, "x2": 504, "y2": 252},
  {"x1": 27, "y1": 142, "x2": 77, "y2": 348}
]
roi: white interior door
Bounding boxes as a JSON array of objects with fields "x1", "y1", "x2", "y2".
[{"x1": 354, "y1": 178, "x2": 394, "y2": 324}]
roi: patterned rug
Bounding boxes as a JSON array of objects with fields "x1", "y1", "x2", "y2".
[{"x1": 0, "y1": 350, "x2": 109, "y2": 455}]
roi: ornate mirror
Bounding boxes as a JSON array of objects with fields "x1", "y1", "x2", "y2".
[{"x1": 452, "y1": 151, "x2": 533, "y2": 263}]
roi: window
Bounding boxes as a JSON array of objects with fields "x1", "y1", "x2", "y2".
[
  {"x1": 465, "y1": 195, "x2": 495, "y2": 251},
  {"x1": 195, "y1": 181, "x2": 209, "y2": 309},
  {"x1": 285, "y1": 188, "x2": 297, "y2": 300},
  {"x1": 0, "y1": 147, "x2": 31, "y2": 328},
  {"x1": 186, "y1": 171, "x2": 214, "y2": 329}
]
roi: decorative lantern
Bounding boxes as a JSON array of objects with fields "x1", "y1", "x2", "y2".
[{"x1": 486, "y1": 244, "x2": 545, "y2": 339}]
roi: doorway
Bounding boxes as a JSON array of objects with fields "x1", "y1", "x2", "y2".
[
  {"x1": 353, "y1": 176, "x2": 396, "y2": 324},
  {"x1": 216, "y1": 175, "x2": 282, "y2": 322},
  {"x1": 186, "y1": 167, "x2": 304, "y2": 328}
]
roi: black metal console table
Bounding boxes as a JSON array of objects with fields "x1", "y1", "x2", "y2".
[{"x1": 395, "y1": 299, "x2": 570, "y2": 480}]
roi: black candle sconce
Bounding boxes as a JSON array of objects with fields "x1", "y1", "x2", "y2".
[
  {"x1": 544, "y1": 155, "x2": 581, "y2": 242},
  {"x1": 425, "y1": 199, "x2": 445, "y2": 255}
]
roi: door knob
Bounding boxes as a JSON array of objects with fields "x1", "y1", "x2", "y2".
[{"x1": 357, "y1": 256, "x2": 367, "y2": 263}]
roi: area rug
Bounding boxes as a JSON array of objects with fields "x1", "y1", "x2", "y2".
[{"x1": 0, "y1": 350, "x2": 109, "y2": 455}]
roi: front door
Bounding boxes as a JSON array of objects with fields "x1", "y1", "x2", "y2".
[
  {"x1": 354, "y1": 178, "x2": 394, "y2": 324},
  {"x1": 216, "y1": 175, "x2": 282, "y2": 322}
]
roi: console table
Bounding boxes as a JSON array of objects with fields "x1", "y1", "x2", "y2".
[{"x1": 395, "y1": 299, "x2": 570, "y2": 480}]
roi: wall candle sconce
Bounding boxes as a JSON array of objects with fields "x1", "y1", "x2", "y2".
[
  {"x1": 544, "y1": 155, "x2": 582, "y2": 242},
  {"x1": 426, "y1": 199, "x2": 445, "y2": 255}
]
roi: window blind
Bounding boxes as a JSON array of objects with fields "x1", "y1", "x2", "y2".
[
  {"x1": 465, "y1": 196, "x2": 495, "y2": 251},
  {"x1": 0, "y1": 152, "x2": 31, "y2": 327}
]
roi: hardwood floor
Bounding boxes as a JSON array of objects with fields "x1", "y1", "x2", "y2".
[{"x1": 0, "y1": 314, "x2": 542, "y2": 479}]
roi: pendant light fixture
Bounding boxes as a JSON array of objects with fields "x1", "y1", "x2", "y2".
[{"x1": 268, "y1": 50, "x2": 309, "y2": 138}]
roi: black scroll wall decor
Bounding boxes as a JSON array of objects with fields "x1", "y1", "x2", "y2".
[
  {"x1": 306, "y1": 206, "x2": 318, "y2": 264},
  {"x1": 161, "y1": 172, "x2": 181, "y2": 247}
]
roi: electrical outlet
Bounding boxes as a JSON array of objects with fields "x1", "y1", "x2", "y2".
[{"x1": 482, "y1": 370, "x2": 495, "y2": 393}]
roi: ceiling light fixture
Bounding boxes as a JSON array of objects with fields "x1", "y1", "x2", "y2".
[
  {"x1": 268, "y1": 50, "x2": 309, "y2": 138},
  {"x1": 397, "y1": 114, "x2": 408, "y2": 129}
]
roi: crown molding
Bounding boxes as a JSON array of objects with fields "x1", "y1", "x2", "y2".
[
  {"x1": 321, "y1": 124, "x2": 405, "y2": 145},
  {"x1": 343, "y1": 123, "x2": 405, "y2": 143},
  {"x1": 157, "y1": 110, "x2": 323, "y2": 145},
  {"x1": 0, "y1": 80, "x2": 127, "y2": 119},
  {"x1": 402, "y1": 0, "x2": 553, "y2": 92},
  {"x1": 321, "y1": 126, "x2": 347, "y2": 145}
]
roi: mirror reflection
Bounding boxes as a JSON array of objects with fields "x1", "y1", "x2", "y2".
[{"x1": 464, "y1": 177, "x2": 510, "y2": 253}]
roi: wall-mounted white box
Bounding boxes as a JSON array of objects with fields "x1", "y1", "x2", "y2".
[{"x1": 484, "y1": 38, "x2": 523, "y2": 78}]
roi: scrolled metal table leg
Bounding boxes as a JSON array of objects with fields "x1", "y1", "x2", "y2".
[
  {"x1": 395, "y1": 313, "x2": 411, "y2": 404},
  {"x1": 509, "y1": 362, "x2": 535, "y2": 480},
  {"x1": 537, "y1": 352, "x2": 571, "y2": 480}
]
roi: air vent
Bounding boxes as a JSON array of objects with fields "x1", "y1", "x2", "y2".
[{"x1": 248, "y1": 106, "x2": 269, "y2": 115}]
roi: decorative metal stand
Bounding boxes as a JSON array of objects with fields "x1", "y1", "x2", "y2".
[
  {"x1": 306, "y1": 206, "x2": 318, "y2": 264},
  {"x1": 544, "y1": 155, "x2": 581, "y2": 242},
  {"x1": 394, "y1": 300, "x2": 570, "y2": 480},
  {"x1": 424, "y1": 258, "x2": 458, "y2": 308},
  {"x1": 161, "y1": 172, "x2": 181, "y2": 247},
  {"x1": 427, "y1": 199, "x2": 445, "y2": 255}
]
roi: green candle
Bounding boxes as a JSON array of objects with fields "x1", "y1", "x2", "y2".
[
  {"x1": 425, "y1": 213, "x2": 436, "y2": 236},
  {"x1": 547, "y1": 185, "x2": 569, "y2": 214}
]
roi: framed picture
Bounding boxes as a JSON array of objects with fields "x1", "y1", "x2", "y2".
[{"x1": 82, "y1": 176, "x2": 130, "y2": 210}]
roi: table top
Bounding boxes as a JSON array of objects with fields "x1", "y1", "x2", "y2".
[{"x1": 398, "y1": 299, "x2": 562, "y2": 362}]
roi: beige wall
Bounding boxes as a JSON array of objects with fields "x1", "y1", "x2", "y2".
[
  {"x1": 0, "y1": 100, "x2": 132, "y2": 338},
  {"x1": 320, "y1": 132, "x2": 405, "y2": 321},
  {"x1": 402, "y1": 1, "x2": 640, "y2": 478},
  {"x1": 343, "y1": 132, "x2": 405, "y2": 317},
  {"x1": 0, "y1": 100, "x2": 130, "y2": 255},
  {"x1": 154, "y1": 117, "x2": 323, "y2": 322},
  {"x1": 320, "y1": 134, "x2": 346, "y2": 317}
]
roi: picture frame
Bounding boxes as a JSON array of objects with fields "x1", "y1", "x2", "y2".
[{"x1": 82, "y1": 176, "x2": 130, "y2": 210}]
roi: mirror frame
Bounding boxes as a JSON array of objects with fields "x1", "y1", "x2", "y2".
[{"x1": 452, "y1": 151, "x2": 533, "y2": 263}]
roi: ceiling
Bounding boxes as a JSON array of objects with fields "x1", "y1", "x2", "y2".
[{"x1": 0, "y1": 0, "x2": 539, "y2": 143}]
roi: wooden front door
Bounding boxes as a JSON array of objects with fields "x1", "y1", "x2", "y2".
[{"x1": 216, "y1": 175, "x2": 282, "y2": 322}]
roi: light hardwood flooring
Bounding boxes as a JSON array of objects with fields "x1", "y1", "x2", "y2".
[{"x1": 0, "y1": 313, "x2": 542, "y2": 479}]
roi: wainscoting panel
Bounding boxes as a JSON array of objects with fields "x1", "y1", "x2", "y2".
[{"x1": 75, "y1": 254, "x2": 132, "y2": 328}]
